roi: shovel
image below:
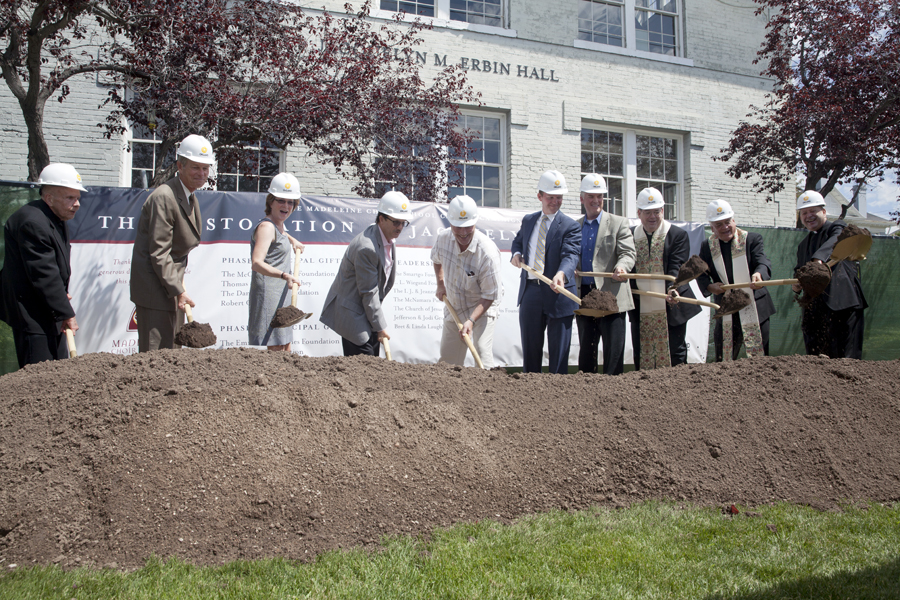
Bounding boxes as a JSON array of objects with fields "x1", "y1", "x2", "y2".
[
  {"x1": 711, "y1": 289, "x2": 753, "y2": 319},
  {"x1": 175, "y1": 304, "x2": 217, "y2": 348},
  {"x1": 668, "y1": 255, "x2": 710, "y2": 291},
  {"x1": 519, "y1": 264, "x2": 582, "y2": 305},
  {"x1": 65, "y1": 329, "x2": 77, "y2": 358},
  {"x1": 632, "y1": 289, "x2": 720, "y2": 310},
  {"x1": 576, "y1": 270, "x2": 675, "y2": 282},
  {"x1": 443, "y1": 296, "x2": 485, "y2": 369},
  {"x1": 826, "y1": 233, "x2": 872, "y2": 267},
  {"x1": 721, "y1": 279, "x2": 798, "y2": 290},
  {"x1": 382, "y1": 337, "x2": 393, "y2": 361},
  {"x1": 270, "y1": 251, "x2": 313, "y2": 328}
]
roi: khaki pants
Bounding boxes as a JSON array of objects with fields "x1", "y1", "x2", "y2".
[
  {"x1": 440, "y1": 315, "x2": 496, "y2": 368},
  {"x1": 136, "y1": 305, "x2": 185, "y2": 352}
]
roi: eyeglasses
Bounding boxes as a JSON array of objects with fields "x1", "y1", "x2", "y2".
[
  {"x1": 272, "y1": 198, "x2": 298, "y2": 208},
  {"x1": 383, "y1": 215, "x2": 410, "y2": 228}
]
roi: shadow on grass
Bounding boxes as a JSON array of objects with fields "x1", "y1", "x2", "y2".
[{"x1": 705, "y1": 555, "x2": 900, "y2": 600}]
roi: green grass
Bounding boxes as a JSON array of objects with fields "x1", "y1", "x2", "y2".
[{"x1": 1, "y1": 502, "x2": 898, "y2": 599}]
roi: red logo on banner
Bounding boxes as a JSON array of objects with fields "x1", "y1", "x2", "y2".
[{"x1": 128, "y1": 308, "x2": 138, "y2": 332}]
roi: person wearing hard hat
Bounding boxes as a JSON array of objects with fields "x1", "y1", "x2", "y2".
[
  {"x1": 320, "y1": 190, "x2": 411, "y2": 357},
  {"x1": 431, "y1": 195, "x2": 504, "y2": 368},
  {"x1": 0, "y1": 163, "x2": 86, "y2": 367},
  {"x1": 130, "y1": 134, "x2": 214, "y2": 351},
  {"x1": 510, "y1": 170, "x2": 581, "y2": 374},
  {"x1": 248, "y1": 173, "x2": 305, "y2": 351},
  {"x1": 792, "y1": 190, "x2": 866, "y2": 358},
  {"x1": 697, "y1": 199, "x2": 776, "y2": 361},
  {"x1": 574, "y1": 174, "x2": 635, "y2": 375},
  {"x1": 627, "y1": 187, "x2": 700, "y2": 369}
]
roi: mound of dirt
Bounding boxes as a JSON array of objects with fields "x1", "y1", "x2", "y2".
[
  {"x1": 173, "y1": 322, "x2": 217, "y2": 348},
  {"x1": 796, "y1": 261, "x2": 832, "y2": 308},
  {"x1": 714, "y1": 289, "x2": 752, "y2": 318},
  {"x1": 582, "y1": 289, "x2": 618, "y2": 312},
  {"x1": 1, "y1": 350, "x2": 898, "y2": 570},
  {"x1": 269, "y1": 306, "x2": 307, "y2": 329},
  {"x1": 672, "y1": 254, "x2": 708, "y2": 287}
]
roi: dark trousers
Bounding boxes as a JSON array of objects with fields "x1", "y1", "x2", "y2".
[
  {"x1": 714, "y1": 315, "x2": 770, "y2": 361},
  {"x1": 342, "y1": 331, "x2": 381, "y2": 357},
  {"x1": 577, "y1": 282, "x2": 625, "y2": 375},
  {"x1": 136, "y1": 305, "x2": 183, "y2": 352},
  {"x1": 630, "y1": 317, "x2": 688, "y2": 369},
  {"x1": 803, "y1": 301, "x2": 864, "y2": 359},
  {"x1": 519, "y1": 280, "x2": 573, "y2": 374},
  {"x1": 13, "y1": 328, "x2": 67, "y2": 369}
]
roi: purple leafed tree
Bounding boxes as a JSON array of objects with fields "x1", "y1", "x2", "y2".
[
  {"x1": 2, "y1": 0, "x2": 480, "y2": 202},
  {"x1": 715, "y1": 0, "x2": 900, "y2": 219}
]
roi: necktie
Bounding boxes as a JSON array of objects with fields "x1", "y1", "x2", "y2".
[{"x1": 534, "y1": 214, "x2": 549, "y2": 275}]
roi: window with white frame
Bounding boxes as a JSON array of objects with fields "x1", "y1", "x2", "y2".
[
  {"x1": 379, "y1": 0, "x2": 505, "y2": 28},
  {"x1": 581, "y1": 125, "x2": 681, "y2": 219},
  {"x1": 449, "y1": 113, "x2": 503, "y2": 207},
  {"x1": 577, "y1": 0, "x2": 680, "y2": 57},
  {"x1": 129, "y1": 124, "x2": 175, "y2": 189},
  {"x1": 216, "y1": 143, "x2": 282, "y2": 193}
]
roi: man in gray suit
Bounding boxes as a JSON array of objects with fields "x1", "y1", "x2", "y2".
[
  {"x1": 574, "y1": 174, "x2": 636, "y2": 375},
  {"x1": 320, "y1": 191, "x2": 411, "y2": 357},
  {"x1": 130, "y1": 134, "x2": 214, "y2": 352}
]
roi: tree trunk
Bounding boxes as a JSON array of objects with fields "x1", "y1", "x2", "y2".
[{"x1": 21, "y1": 98, "x2": 52, "y2": 182}]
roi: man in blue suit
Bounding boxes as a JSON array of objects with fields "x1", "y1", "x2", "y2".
[{"x1": 510, "y1": 170, "x2": 581, "y2": 373}]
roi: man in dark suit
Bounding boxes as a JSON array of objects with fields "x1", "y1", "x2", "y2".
[
  {"x1": 792, "y1": 190, "x2": 866, "y2": 358},
  {"x1": 0, "y1": 163, "x2": 86, "y2": 368},
  {"x1": 510, "y1": 170, "x2": 581, "y2": 373},
  {"x1": 320, "y1": 191, "x2": 410, "y2": 357},
  {"x1": 628, "y1": 187, "x2": 700, "y2": 369},
  {"x1": 574, "y1": 174, "x2": 635, "y2": 375},
  {"x1": 130, "y1": 134, "x2": 213, "y2": 352},
  {"x1": 697, "y1": 199, "x2": 776, "y2": 361}
]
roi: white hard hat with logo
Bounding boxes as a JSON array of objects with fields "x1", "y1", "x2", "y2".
[
  {"x1": 538, "y1": 170, "x2": 568, "y2": 194},
  {"x1": 37, "y1": 163, "x2": 88, "y2": 192},
  {"x1": 377, "y1": 190, "x2": 411, "y2": 217},
  {"x1": 447, "y1": 195, "x2": 478, "y2": 227},
  {"x1": 796, "y1": 190, "x2": 826, "y2": 210},
  {"x1": 176, "y1": 134, "x2": 215, "y2": 165},
  {"x1": 637, "y1": 187, "x2": 665, "y2": 210},
  {"x1": 706, "y1": 199, "x2": 735, "y2": 222},
  {"x1": 580, "y1": 173, "x2": 608, "y2": 194},
  {"x1": 268, "y1": 173, "x2": 302, "y2": 200}
]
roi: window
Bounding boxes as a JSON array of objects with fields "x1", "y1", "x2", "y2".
[
  {"x1": 581, "y1": 125, "x2": 682, "y2": 219},
  {"x1": 216, "y1": 143, "x2": 282, "y2": 193},
  {"x1": 449, "y1": 113, "x2": 503, "y2": 207},
  {"x1": 129, "y1": 124, "x2": 175, "y2": 189},
  {"x1": 379, "y1": 0, "x2": 506, "y2": 29},
  {"x1": 372, "y1": 139, "x2": 434, "y2": 200},
  {"x1": 577, "y1": 0, "x2": 681, "y2": 58}
]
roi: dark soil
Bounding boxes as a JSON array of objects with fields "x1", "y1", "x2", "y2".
[
  {"x1": 796, "y1": 261, "x2": 832, "y2": 308},
  {"x1": 837, "y1": 224, "x2": 871, "y2": 243},
  {"x1": 582, "y1": 289, "x2": 618, "y2": 312},
  {"x1": 714, "y1": 289, "x2": 752, "y2": 318},
  {"x1": 672, "y1": 255, "x2": 708, "y2": 288},
  {"x1": 174, "y1": 322, "x2": 217, "y2": 348},
  {"x1": 1, "y1": 350, "x2": 898, "y2": 570},
  {"x1": 270, "y1": 306, "x2": 306, "y2": 329}
]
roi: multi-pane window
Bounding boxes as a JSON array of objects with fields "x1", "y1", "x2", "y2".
[
  {"x1": 449, "y1": 114, "x2": 502, "y2": 207},
  {"x1": 576, "y1": 0, "x2": 680, "y2": 57},
  {"x1": 635, "y1": 135, "x2": 678, "y2": 219},
  {"x1": 581, "y1": 126, "x2": 681, "y2": 218},
  {"x1": 372, "y1": 139, "x2": 433, "y2": 200},
  {"x1": 635, "y1": 0, "x2": 677, "y2": 55},
  {"x1": 578, "y1": 0, "x2": 624, "y2": 47},
  {"x1": 380, "y1": 0, "x2": 505, "y2": 28},
  {"x1": 580, "y1": 129, "x2": 625, "y2": 215},
  {"x1": 216, "y1": 143, "x2": 281, "y2": 193},
  {"x1": 129, "y1": 125, "x2": 175, "y2": 189}
]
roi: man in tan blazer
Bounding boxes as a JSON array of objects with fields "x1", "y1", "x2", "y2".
[
  {"x1": 574, "y1": 174, "x2": 636, "y2": 375},
  {"x1": 130, "y1": 134, "x2": 214, "y2": 351}
]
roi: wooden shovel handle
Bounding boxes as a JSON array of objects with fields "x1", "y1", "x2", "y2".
[
  {"x1": 520, "y1": 264, "x2": 582, "y2": 305},
  {"x1": 383, "y1": 338, "x2": 392, "y2": 361},
  {"x1": 576, "y1": 270, "x2": 676, "y2": 282},
  {"x1": 721, "y1": 279, "x2": 798, "y2": 290},
  {"x1": 632, "y1": 289, "x2": 720, "y2": 310},
  {"x1": 65, "y1": 329, "x2": 77, "y2": 358},
  {"x1": 443, "y1": 297, "x2": 485, "y2": 369},
  {"x1": 291, "y1": 251, "x2": 301, "y2": 307},
  {"x1": 184, "y1": 304, "x2": 194, "y2": 323}
]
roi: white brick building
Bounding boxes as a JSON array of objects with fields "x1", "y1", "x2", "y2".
[{"x1": 0, "y1": 0, "x2": 794, "y2": 226}]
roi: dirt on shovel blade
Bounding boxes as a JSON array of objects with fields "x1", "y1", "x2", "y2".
[
  {"x1": 270, "y1": 306, "x2": 306, "y2": 328},
  {"x1": 796, "y1": 261, "x2": 831, "y2": 308},
  {"x1": 714, "y1": 289, "x2": 752, "y2": 318},
  {"x1": 837, "y1": 223, "x2": 871, "y2": 243},
  {"x1": 582, "y1": 289, "x2": 618, "y2": 312},
  {"x1": 673, "y1": 255, "x2": 708, "y2": 286},
  {"x1": 174, "y1": 321, "x2": 217, "y2": 348}
]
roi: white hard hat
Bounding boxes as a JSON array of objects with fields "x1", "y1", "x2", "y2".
[
  {"x1": 176, "y1": 134, "x2": 215, "y2": 165},
  {"x1": 637, "y1": 187, "x2": 665, "y2": 210},
  {"x1": 447, "y1": 195, "x2": 478, "y2": 227},
  {"x1": 706, "y1": 199, "x2": 735, "y2": 222},
  {"x1": 268, "y1": 173, "x2": 302, "y2": 200},
  {"x1": 377, "y1": 190, "x2": 411, "y2": 217},
  {"x1": 580, "y1": 173, "x2": 608, "y2": 194},
  {"x1": 538, "y1": 170, "x2": 568, "y2": 194},
  {"x1": 797, "y1": 190, "x2": 826, "y2": 210},
  {"x1": 37, "y1": 163, "x2": 88, "y2": 192}
]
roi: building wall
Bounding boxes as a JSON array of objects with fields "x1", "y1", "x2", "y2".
[{"x1": 0, "y1": 0, "x2": 791, "y2": 226}]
